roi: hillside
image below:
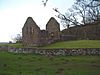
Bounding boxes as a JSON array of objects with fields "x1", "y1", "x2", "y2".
[
  {"x1": 42, "y1": 40, "x2": 100, "y2": 49},
  {"x1": 0, "y1": 40, "x2": 100, "y2": 48}
]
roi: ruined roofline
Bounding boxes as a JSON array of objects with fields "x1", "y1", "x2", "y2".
[
  {"x1": 46, "y1": 17, "x2": 60, "y2": 26},
  {"x1": 23, "y1": 17, "x2": 40, "y2": 29},
  {"x1": 22, "y1": 17, "x2": 60, "y2": 30}
]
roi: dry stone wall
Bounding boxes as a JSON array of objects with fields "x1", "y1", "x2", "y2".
[
  {"x1": 6, "y1": 47, "x2": 100, "y2": 56},
  {"x1": 0, "y1": 46, "x2": 100, "y2": 56}
]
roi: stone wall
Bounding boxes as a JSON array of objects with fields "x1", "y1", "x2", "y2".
[
  {"x1": 46, "y1": 17, "x2": 60, "y2": 43},
  {"x1": 5, "y1": 47, "x2": 100, "y2": 56},
  {"x1": 22, "y1": 17, "x2": 61, "y2": 47},
  {"x1": 0, "y1": 46, "x2": 8, "y2": 51},
  {"x1": 22, "y1": 17, "x2": 41, "y2": 46},
  {"x1": 62, "y1": 21, "x2": 100, "y2": 40}
]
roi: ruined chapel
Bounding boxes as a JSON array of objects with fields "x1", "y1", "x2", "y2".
[
  {"x1": 22, "y1": 17, "x2": 60, "y2": 46},
  {"x1": 22, "y1": 17, "x2": 100, "y2": 47}
]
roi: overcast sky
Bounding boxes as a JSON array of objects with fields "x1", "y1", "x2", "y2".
[{"x1": 0, "y1": 0, "x2": 74, "y2": 42}]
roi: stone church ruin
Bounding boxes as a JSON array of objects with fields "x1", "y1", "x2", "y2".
[
  {"x1": 22, "y1": 17, "x2": 60, "y2": 46},
  {"x1": 22, "y1": 17, "x2": 100, "y2": 47}
]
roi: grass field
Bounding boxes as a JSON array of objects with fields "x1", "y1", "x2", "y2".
[
  {"x1": 0, "y1": 51, "x2": 100, "y2": 75},
  {"x1": 0, "y1": 40, "x2": 100, "y2": 48},
  {"x1": 0, "y1": 43, "x2": 23, "y2": 48},
  {"x1": 42, "y1": 40, "x2": 100, "y2": 48}
]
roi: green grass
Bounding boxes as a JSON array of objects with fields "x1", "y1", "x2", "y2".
[
  {"x1": 0, "y1": 52, "x2": 100, "y2": 75},
  {"x1": 7, "y1": 43, "x2": 23, "y2": 48},
  {"x1": 42, "y1": 40, "x2": 100, "y2": 48},
  {"x1": 0, "y1": 43, "x2": 23, "y2": 48},
  {"x1": 0, "y1": 40, "x2": 100, "y2": 48}
]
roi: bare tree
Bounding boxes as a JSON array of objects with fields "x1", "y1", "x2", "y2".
[
  {"x1": 53, "y1": 8, "x2": 81, "y2": 28},
  {"x1": 75, "y1": 0, "x2": 100, "y2": 23},
  {"x1": 54, "y1": 0, "x2": 100, "y2": 26},
  {"x1": 13, "y1": 34, "x2": 22, "y2": 43},
  {"x1": 86, "y1": 0, "x2": 100, "y2": 23},
  {"x1": 42, "y1": 0, "x2": 48, "y2": 7},
  {"x1": 72, "y1": 1, "x2": 87, "y2": 24},
  {"x1": 42, "y1": 0, "x2": 100, "y2": 28}
]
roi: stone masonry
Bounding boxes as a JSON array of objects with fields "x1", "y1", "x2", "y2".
[
  {"x1": 22, "y1": 17, "x2": 60, "y2": 46},
  {"x1": 7, "y1": 47, "x2": 100, "y2": 56},
  {"x1": 22, "y1": 17, "x2": 100, "y2": 47}
]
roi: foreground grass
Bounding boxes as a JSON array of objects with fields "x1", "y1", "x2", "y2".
[
  {"x1": 42, "y1": 40, "x2": 100, "y2": 48},
  {"x1": 0, "y1": 51, "x2": 100, "y2": 75}
]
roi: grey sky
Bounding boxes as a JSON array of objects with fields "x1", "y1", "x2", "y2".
[{"x1": 0, "y1": 0, "x2": 74, "y2": 42}]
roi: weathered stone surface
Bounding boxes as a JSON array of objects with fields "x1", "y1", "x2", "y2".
[
  {"x1": 22, "y1": 17, "x2": 100, "y2": 47},
  {"x1": 46, "y1": 17, "x2": 60, "y2": 43},
  {"x1": 22, "y1": 17, "x2": 60, "y2": 47},
  {"x1": 22, "y1": 17, "x2": 41, "y2": 46},
  {"x1": 0, "y1": 46, "x2": 100, "y2": 56},
  {"x1": 6, "y1": 47, "x2": 100, "y2": 56},
  {"x1": 62, "y1": 21, "x2": 100, "y2": 40},
  {"x1": 0, "y1": 46, "x2": 8, "y2": 51}
]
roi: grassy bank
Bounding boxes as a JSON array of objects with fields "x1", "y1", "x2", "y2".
[
  {"x1": 0, "y1": 43, "x2": 23, "y2": 48},
  {"x1": 0, "y1": 52, "x2": 100, "y2": 75},
  {"x1": 0, "y1": 40, "x2": 100, "y2": 48},
  {"x1": 42, "y1": 40, "x2": 100, "y2": 48}
]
